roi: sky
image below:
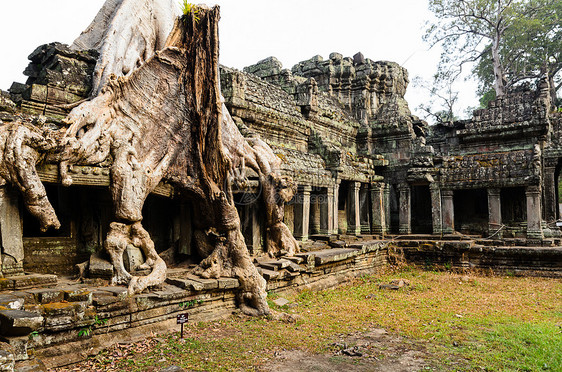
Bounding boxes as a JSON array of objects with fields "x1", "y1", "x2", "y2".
[{"x1": 0, "y1": 0, "x2": 479, "y2": 120}]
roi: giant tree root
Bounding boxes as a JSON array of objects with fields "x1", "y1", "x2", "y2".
[
  {"x1": 0, "y1": 123, "x2": 61, "y2": 231},
  {"x1": 105, "y1": 221, "x2": 166, "y2": 294}
]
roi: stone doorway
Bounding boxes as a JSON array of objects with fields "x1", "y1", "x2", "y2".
[
  {"x1": 411, "y1": 185, "x2": 432, "y2": 234},
  {"x1": 453, "y1": 189, "x2": 488, "y2": 236}
]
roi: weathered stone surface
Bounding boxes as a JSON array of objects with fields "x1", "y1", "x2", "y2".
[
  {"x1": 272, "y1": 297, "x2": 290, "y2": 307},
  {"x1": 217, "y1": 278, "x2": 240, "y2": 290},
  {"x1": 160, "y1": 366, "x2": 185, "y2": 372},
  {"x1": 89, "y1": 254, "x2": 113, "y2": 279},
  {"x1": 61, "y1": 288, "x2": 92, "y2": 304},
  {"x1": 0, "y1": 310, "x2": 43, "y2": 337},
  {"x1": 123, "y1": 244, "x2": 145, "y2": 272},
  {"x1": 0, "y1": 342, "x2": 15, "y2": 372},
  {"x1": 25, "y1": 290, "x2": 63, "y2": 305},
  {"x1": 0, "y1": 296, "x2": 24, "y2": 311},
  {"x1": 13, "y1": 358, "x2": 47, "y2": 372}
]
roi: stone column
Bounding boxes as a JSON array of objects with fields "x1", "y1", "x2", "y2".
[
  {"x1": 383, "y1": 184, "x2": 390, "y2": 234},
  {"x1": 398, "y1": 183, "x2": 411, "y2": 235},
  {"x1": 441, "y1": 189, "x2": 454, "y2": 234},
  {"x1": 347, "y1": 182, "x2": 361, "y2": 235},
  {"x1": 526, "y1": 185, "x2": 543, "y2": 242},
  {"x1": 0, "y1": 187, "x2": 24, "y2": 276},
  {"x1": 359, "y1": 186, "x2": 370, "y2": 234},
  {"x1": 175, "y1": 201, "x2": 192, "y2": 255},
  {"x1": 370, "y1": 182, "x2": 385, "y2": 235},
  {"x1": 429, "y1": 183, "x2": 442, "y2": 236},
  {"x1": 310, "y1": 193, "x2": 321, "y2": 235},
  {"x1": 320, "y1": 188, "x2": 334, "y2": 235},
  {"x1": 543, "y1": 163, "x2": 557, "y2": 223},
  {"x1": 332, "y1": 182, "x2": 339, "y2": 234},
  {"x1": 487, "y1": 188, "x2": 502, "y2": 238},
  {"x1": 248, "y1": 203, "x2": 263, "y2": 254},
  {"x1": 294, "y1": 186, "x2": 311, "y2": 241}
]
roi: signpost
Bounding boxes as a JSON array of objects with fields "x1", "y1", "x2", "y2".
[{"x1": 177, "y1": 313, "x2": 189, "y2": 338}]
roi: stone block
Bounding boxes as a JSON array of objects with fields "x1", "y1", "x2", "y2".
[
  {"x1": 0, "y1": 336, "x2": 28, "y2": 361},
  {"x1": 40, "y1": 302, "x2": 77, "y2": 317},
  {"x1": 7, "y1": 275, "x2": 57, "y2": 291},
  {"x1": 62, "y1": 288, "x2": 92, "y2": 304},
  {"x1": 101, "y1": 287, "x2": 128, "y2": 299},
  {"x1": 123, "y1": 244, "x2": 144, "y2": 272},
  {"x1": 217, "y1": 277, "x2": 239, "y2": 290},
  {"x1": 0, "y1": 310, "x2": 43, "y2": 337},
  {"x1": 89, "y1": 253, "x2": 113, "y2": 279},
  {"x1": 0, "y1": 341, "x2": 15, "y2": 372},
  {"x1": 0, "y1": 296, "x2": 24, "y2": 311},
  {"x1": 25, "y1": 290, "x2": 63, "y2": 305},
  {"x1": 257, "y1": 268, "x2": 279, "y2": 281},
  {"x1": 272, "y1": 298, "x2": 290, "y2": 307},
  {"x1": 14, "y1": 358, "x2": 47, "y2": 372}
]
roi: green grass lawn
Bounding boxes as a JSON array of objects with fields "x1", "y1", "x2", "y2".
[{"x1": 57, "y1": 268, "x2": 562, "y2": 372}]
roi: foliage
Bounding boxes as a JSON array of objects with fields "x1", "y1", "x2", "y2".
[
  {"x1": 179, "y1": 299, "x2": 203, "y2": 309},
  {"x1": 78, "y1": 316, "x2": 108, "y2": 338},
  {"x1": 180, "y1": 1, "x2": 200, "y2": 22},
  {"x1": 425, "y1": 0, "x2": 560, "y2": 99},
  {"x1": 474, "y1": 0, "x2": 562, "y2": 103}
]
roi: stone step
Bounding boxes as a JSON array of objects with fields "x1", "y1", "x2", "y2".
[
  {"x1": 0, "y1": 310, "x2": 43, "y2": 337},
  {"x1": 257, "y1": 268, "x2": 279, "y2": 280}
]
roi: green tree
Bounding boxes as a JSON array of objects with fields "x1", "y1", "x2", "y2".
[
  {"x1": 425, "y1": 0, "x2": 559, "y2": 99},
  {"x1": 474, "y1": 1, "x2": 562, "y2": 105}
]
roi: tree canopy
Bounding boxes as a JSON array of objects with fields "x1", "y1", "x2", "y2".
[{"x1": 425, "y1": 0, "x2": 561, "y2": 104}]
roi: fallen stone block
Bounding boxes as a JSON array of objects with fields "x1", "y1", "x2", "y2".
[
  {"x1": 89, "y1": 253, "x2": 113, "y2": 279},
  {"x1": 0, "y1": 295, "x2": 24, "y2": 311},
  {"x1": 0, "y1": 310, "x2": 43, "y2": 337}
]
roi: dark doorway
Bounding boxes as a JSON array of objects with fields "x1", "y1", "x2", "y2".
[
  {"x1": 411, "y1": 185, "x2": 432, "y2": 234},
  {"x1": 389, "y1": 184, "x2": 399, "y2": 234},
  {"x1": 453, "y1": 189, "x2": 488, "y2": 235},
  {"x1": 501, "y1": 187, "x2": 526, "y2": 224}
]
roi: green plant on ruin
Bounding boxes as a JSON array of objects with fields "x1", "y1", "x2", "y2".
[
  {"x1": 180, "y1": 0, "x2": 200, "y2": 22},
  {"x1": 179, "y1": 299, "x2": 203, "y2": 309},
  {"x1": 78, "y1": 316, "x2": 108, "y2": 338}
]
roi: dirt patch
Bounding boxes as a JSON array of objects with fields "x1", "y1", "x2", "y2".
[{"x1": 263, "y1": 328, "x2": 437, "y2": 372}]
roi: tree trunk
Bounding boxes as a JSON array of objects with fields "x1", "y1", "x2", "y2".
[
  {"x1": 491, "y1": 32, "x2": 506, "y2": 97},
  {"x1": 71, "y1": 0, "x2": 178, "y2": 96}
]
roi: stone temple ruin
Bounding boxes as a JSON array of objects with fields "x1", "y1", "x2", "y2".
[{"x1": 0, "y1": 0, "x2": 560, "y2": 369}]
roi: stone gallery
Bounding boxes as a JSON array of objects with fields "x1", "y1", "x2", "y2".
[{"x1": 0, "y1": 0, "x2": 560, "y2": 369}]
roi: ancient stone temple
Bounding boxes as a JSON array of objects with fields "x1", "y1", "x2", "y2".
[{"x1": 0, "y1": 0, "x2": 560, "y2": 369}]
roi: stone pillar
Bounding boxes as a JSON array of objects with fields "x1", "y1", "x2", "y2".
[
  {"x1": 370, "y1": 182, "x2": 385, "y2": 235},
  {"x1": 430, "y1": 183, "x2": 442, "y2": 236},
  {"x1": 526, "y1": 185, "x2": 543, "y2": 242},
  {"x1": 441, "y1": 189, "x2": 454, "y2": 234},
  {"x1": 332, "y1": 183, "x2": 339, "y2": 234},
  {"x1": 320, "y1": 188, "x2": 334, "y2": 235},
  {"x1": 310, "y1": 193, "x2": 321, "y2": 235},
  {"x1": 347, "y1": 182, "x2": 361, "y2": 235},
  {"x1": 294, "y1": 186, "x2": 311, "y2": 241},
  {"x1": 487, "y1": 188, "x2": 502, "y2": 238},
  {"x1": 174, "y1": 201, "x2": 192, "y2": 255},
  {"x1": 383, "y1": 184, "x2": 390, "y2": 234},
  {"x1": 543, "y1": 164, "x2": 557, "y2": 223},
  {"x1": 0, "y1": 187, "x2": 24, "y2": 276},
  {"x1": 398, "y1": 183, "x2": 411, "y2": 235},
  {"x1": 359, "y1": 185, "x2": 370, "y2": 234}
]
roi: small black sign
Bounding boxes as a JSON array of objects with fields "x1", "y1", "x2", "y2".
[{"x1": 177, "y1": 313, "x2": 189, "y2": 324}]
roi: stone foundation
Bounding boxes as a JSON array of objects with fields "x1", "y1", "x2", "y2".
[{"x1": 0, "y1": 237, "x2": 559, "y2": 370}]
